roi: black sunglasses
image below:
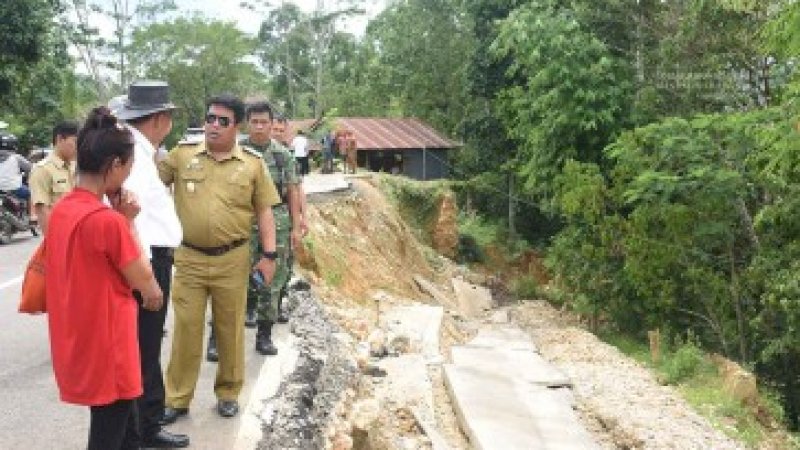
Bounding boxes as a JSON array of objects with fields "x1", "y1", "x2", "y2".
[{"x1": 205, "y1": 113, "x2": 232, "y2": 128}]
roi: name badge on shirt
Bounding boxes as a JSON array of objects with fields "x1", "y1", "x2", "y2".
[
  {"x1": 187, "y1": 181, "x2": 195, "y2": 193},
  {"x1": 187, "y1": 158, "x2": 202, "y2": 171}
]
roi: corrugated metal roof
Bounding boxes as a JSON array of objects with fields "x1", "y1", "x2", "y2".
[{"x1": 287, "y1": 117, "x2": 461, "y2": 151}]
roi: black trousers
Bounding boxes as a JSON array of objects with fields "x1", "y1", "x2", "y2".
[
  {"x1": 133, "y1": 246, "x2": 174, "y2": 439},
  {"x1": 88, "y1": 399, "x2": 139, "y2": 450},
  {"x1": 296, "y1": 156, "x2": 310, "y2": 175}
]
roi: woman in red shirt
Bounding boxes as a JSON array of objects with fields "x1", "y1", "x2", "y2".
[{"x1": 46, "y1": 107, "x2": 163, "y2": 450}]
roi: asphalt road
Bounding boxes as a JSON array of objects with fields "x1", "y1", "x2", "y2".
[{"x1": 0, "y1": 232, "x2": 271, "y2": 449}]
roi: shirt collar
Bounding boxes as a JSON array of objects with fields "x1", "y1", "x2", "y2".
[
  {"x1": 48, "y1": 152, "x2": 69, "y2": 169},
  {"x1": 126, "y1": 125, "x2": 156, "y2": 158},
  {"x1": 194, "y1": 141, "x2": 246, "y2": 161}
]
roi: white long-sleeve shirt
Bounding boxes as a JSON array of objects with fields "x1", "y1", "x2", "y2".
[
  {"x1": 291, "y1": 135, "x2": 309, "y2": 158},
  {"x1": 0, "y1": 151, "x2": 29, "y2": 191},
  {"x1": 123, "y1": 125, "x2": 182, "y2": 259}
]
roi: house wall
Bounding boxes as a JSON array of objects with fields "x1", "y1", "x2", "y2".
[
  {"x1": 356, "y1": 148, "x2": 451, "y2": 180},
  {"x1": 403, "y1": 149, "x2": 449, "y2": 180}
]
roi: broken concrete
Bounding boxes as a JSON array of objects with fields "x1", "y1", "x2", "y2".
[
  {"x1": 257, "y1": 289, "x2": 359, "y2": 450},
  {"x1": 444, "y1": 326, "x2": 597, "y2": 450},
  {"x1": 381, "y1": 303, "x2": 444, "y2": 362},
  {"x1": 451, "y1": 278, "x2": 493, "y2": 317},
  {"x1": 413, "y1": 275, "x2": 457, "y2": 310},
  {"x1": 303, "y1": 173, "x2": 351, "y2": 195}
]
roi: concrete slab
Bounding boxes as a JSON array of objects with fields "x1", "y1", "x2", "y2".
[
  {"x1": 443, "y1": 365, "x2": 597, "y2": 450},
  {"x1": 451, "y1": 278, "x2": 493, "y2": 317},
  {"x1": 443, "y1": 326, "x2": 596, "y2": 450},
  {"x1": 302, "y1": 173, "x2": 350, "y2": 195},
  {"x1": 413, "y1": 275, "x2": 457, "y2": 310},
  {"x1": 489, "y1": 309, "x2": 510, "y2": 324},
  {"x1": 450, "y1": 346, "x2": 571, "y2": 388},
  {"x1": 382, "y1": 303, "x2": 444, "y2": 362},
  {"x1": 377, "y1": 354, "x2": 435, "y2": 413},
  {"x1": 411, "y1": 405, "x2": 452, "y2": 450},
  {"x1": 468, "y1": 327, "x2": 538, "y2": 353}
]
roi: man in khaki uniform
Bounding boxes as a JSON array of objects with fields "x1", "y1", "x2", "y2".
[
  {"x1": 28, "y1": 121, "x2": 79, "y2": 233},
  {"x1": 159, "y1": 94, "x2": 281, "y2": 421}
]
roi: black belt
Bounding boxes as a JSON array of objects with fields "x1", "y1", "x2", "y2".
[
  {"x1": 151, "y1": 246, "x2": 174, "y2": 259},
  {"x1": 182, "y1": 239, "x2": 247, "y2": 256}
]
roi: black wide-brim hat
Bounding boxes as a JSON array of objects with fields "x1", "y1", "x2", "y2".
[{"x1": 111, "y1": 80, "x2": 177, "y2": 120}]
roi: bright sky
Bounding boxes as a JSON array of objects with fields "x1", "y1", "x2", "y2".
[
  {"x1": 75, "y1": 0, "x2": 387, "y2": 78},
  {"x1": 173, "y1": 0, "x2": 387, "y2": 36}
]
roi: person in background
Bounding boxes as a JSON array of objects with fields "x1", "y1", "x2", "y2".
[
  {"x1": 321, "y1": 130, "x2": 334, "y2": 174},
  {"x1": 291, "y1": 129, "x2": 310, "y2": 176},
  {"x1": 273, "y1": 116, "x2": 308, "y2": 239},
  {"x1": 109, "y1": 81, "x2": 188, "y2": 448},
  {"x1": 45, "y1": 107, "x2": 163, "y2": 450},
  {"x1": 29, "y1": 120, "x2": 79, "y2": 234},
  {"x1": 0, "y1": 135, "x2": 31, "y2": 200},
  {"x1": 225, "y1": 101, "x2": 300, "y2": 356}
]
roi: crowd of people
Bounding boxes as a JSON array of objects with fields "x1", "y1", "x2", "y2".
[{"x1": 34, "y1": 80, "x2": 308, "y2": 449}]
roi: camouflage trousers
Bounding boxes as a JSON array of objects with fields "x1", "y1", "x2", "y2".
[{"x1": 247, "y1": 205, "x2": 293, "y2": 322}]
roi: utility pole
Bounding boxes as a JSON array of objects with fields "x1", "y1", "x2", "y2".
[{"x1": 508, "y1": 172, "x2": 517, "y2": 243}]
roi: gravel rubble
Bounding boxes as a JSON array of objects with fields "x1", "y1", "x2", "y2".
[
  {"x1": 258, "y1": 287, "x2": 359, "y2": 450},
  {"x1": 511, "y1": 300, "x2": 746, "y2": 450}
]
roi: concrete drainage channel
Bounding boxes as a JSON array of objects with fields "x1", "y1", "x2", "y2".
[{"x1": 255, "y1": 284, "x2": 359, "y2": 450}]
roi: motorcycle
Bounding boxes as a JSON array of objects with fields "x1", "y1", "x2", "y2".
[{"x1": 0, "y1": 189, "x2": 36, "y2": 244}]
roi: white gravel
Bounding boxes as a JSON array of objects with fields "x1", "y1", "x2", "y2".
[{"x1": 510, "y1": 300, "x2": 745, "y2": 450}]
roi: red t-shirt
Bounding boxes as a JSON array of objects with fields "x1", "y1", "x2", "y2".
[{"x1": 46, "y1": 188, "x2": 142, "y2": 406}]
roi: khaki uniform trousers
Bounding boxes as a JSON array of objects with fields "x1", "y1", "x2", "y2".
[{"x1": 165, "y1": 243, "x2": 250, "y2": 408}]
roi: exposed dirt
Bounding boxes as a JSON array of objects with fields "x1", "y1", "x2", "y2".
[
  {"x1": 275, "y1": 174, "x2": 771, "y2": 450},
  {"x1": 290, "y1": 176, "x2": 473, "y2": 449}
]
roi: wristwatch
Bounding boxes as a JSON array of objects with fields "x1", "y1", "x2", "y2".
[{"x1": 262, "y1": 250, "x2": 278, "y2": 261}]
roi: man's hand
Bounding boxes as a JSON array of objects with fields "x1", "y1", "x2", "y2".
[
  {"x1": 299, "y1": 218, "x2": 309, "y2": 238},
  {"x1": 291, "y1": 229, "x2": 302, "y2": 251},
  {"x1": 111, "y1": 189, "x2": 141, "y2": 221},
  {"x1": 141, "y1": 287, "x2": 164, "y2": 312},
  {"x1": 254, "y1": 257, "x2": 277, "y2": 285}
]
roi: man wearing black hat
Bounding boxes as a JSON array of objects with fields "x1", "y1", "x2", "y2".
[{"x1": 110, "y1": 81, "x2": 189, "y2": 448}]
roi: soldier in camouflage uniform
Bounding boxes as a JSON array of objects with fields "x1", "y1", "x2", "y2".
[{"x1": 206, "y1": 101, "x2": 300, "y2": 359}]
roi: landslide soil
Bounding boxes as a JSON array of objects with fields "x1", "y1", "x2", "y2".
[{"x1": 295, "y1": 175, "x2": 766, "y2": 450}]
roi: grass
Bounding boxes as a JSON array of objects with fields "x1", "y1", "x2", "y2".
[
  {"x1": 323, "y1": 269, "x2": 343, "y2": 287},
  {"x1": 511, "y1": 275, "x2": 540, "y2": 299},
  {"x1": 600, "y1": 331, "x2": 793, "y2": 448},
  {"x1": 458, "y1": 213, "x2": 501, "y2": 249}
]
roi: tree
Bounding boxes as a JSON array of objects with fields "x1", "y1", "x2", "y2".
[
  {"x1": 62, "y1": 0, "x2": 178, "y2": 97},
  {"x1": 257, "y1": 3, "x2": 315, "y2": 117},
  {"x1": 492, "y1": 1, "x2": 632, "y2": 209},
  {"x1": 0, "y1": 0, "x2": 59, "y2": 101},
  {"x1": 255, "y1": 1, "x2": 364, "y2": 118},
  {"x1": 128, "y1": 16, "x2": 268, "y2": 145}
]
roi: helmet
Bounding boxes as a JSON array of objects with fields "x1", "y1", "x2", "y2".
[{"x1": 0, "y1": 132, "x2": 18, "y2": 151}]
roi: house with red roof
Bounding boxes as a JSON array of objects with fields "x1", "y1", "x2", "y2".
[{"x1": 288, "y1": 117, "x2": 461, "y2": 180}]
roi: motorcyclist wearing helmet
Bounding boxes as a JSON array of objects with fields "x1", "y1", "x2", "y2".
[{"x1": 0, "y1": 132, "x2": 32, "y2": 200}]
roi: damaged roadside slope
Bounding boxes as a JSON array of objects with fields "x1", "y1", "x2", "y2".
[{"x1": 263, "y1": 174, "x2": 749, "y2": 450}]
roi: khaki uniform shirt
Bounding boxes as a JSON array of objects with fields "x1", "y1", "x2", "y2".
[
  {"x1": 158, "y1": 141, "x2": 280, "y2": 248},
  {"x1": 29, "y1": 153, "x2": 76, "y2": 206}
]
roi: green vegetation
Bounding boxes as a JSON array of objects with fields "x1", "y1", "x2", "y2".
[
  {"x1": 510, "y1": 275, "x2": 540, "y2": 301},
  {"x1": 379, "y1": 175, "x2": 447, "y2": 241},
  {"x1": 5, "y1": 0, "x2": 800, "y2": 441},
  {"x1": 602, "y1": 332, "x2": 789, "y2": 447},
  {"x1": 323, "y1": 269, "x2": 343, "y2": 288}
]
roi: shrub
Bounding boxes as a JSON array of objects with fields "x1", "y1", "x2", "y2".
[
  {"x1": 512, "y1": 275, "x2": 540, "y2": 299},
  {"x1": 661, "y1": 341, "x2": 707, "y2": 385}
]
